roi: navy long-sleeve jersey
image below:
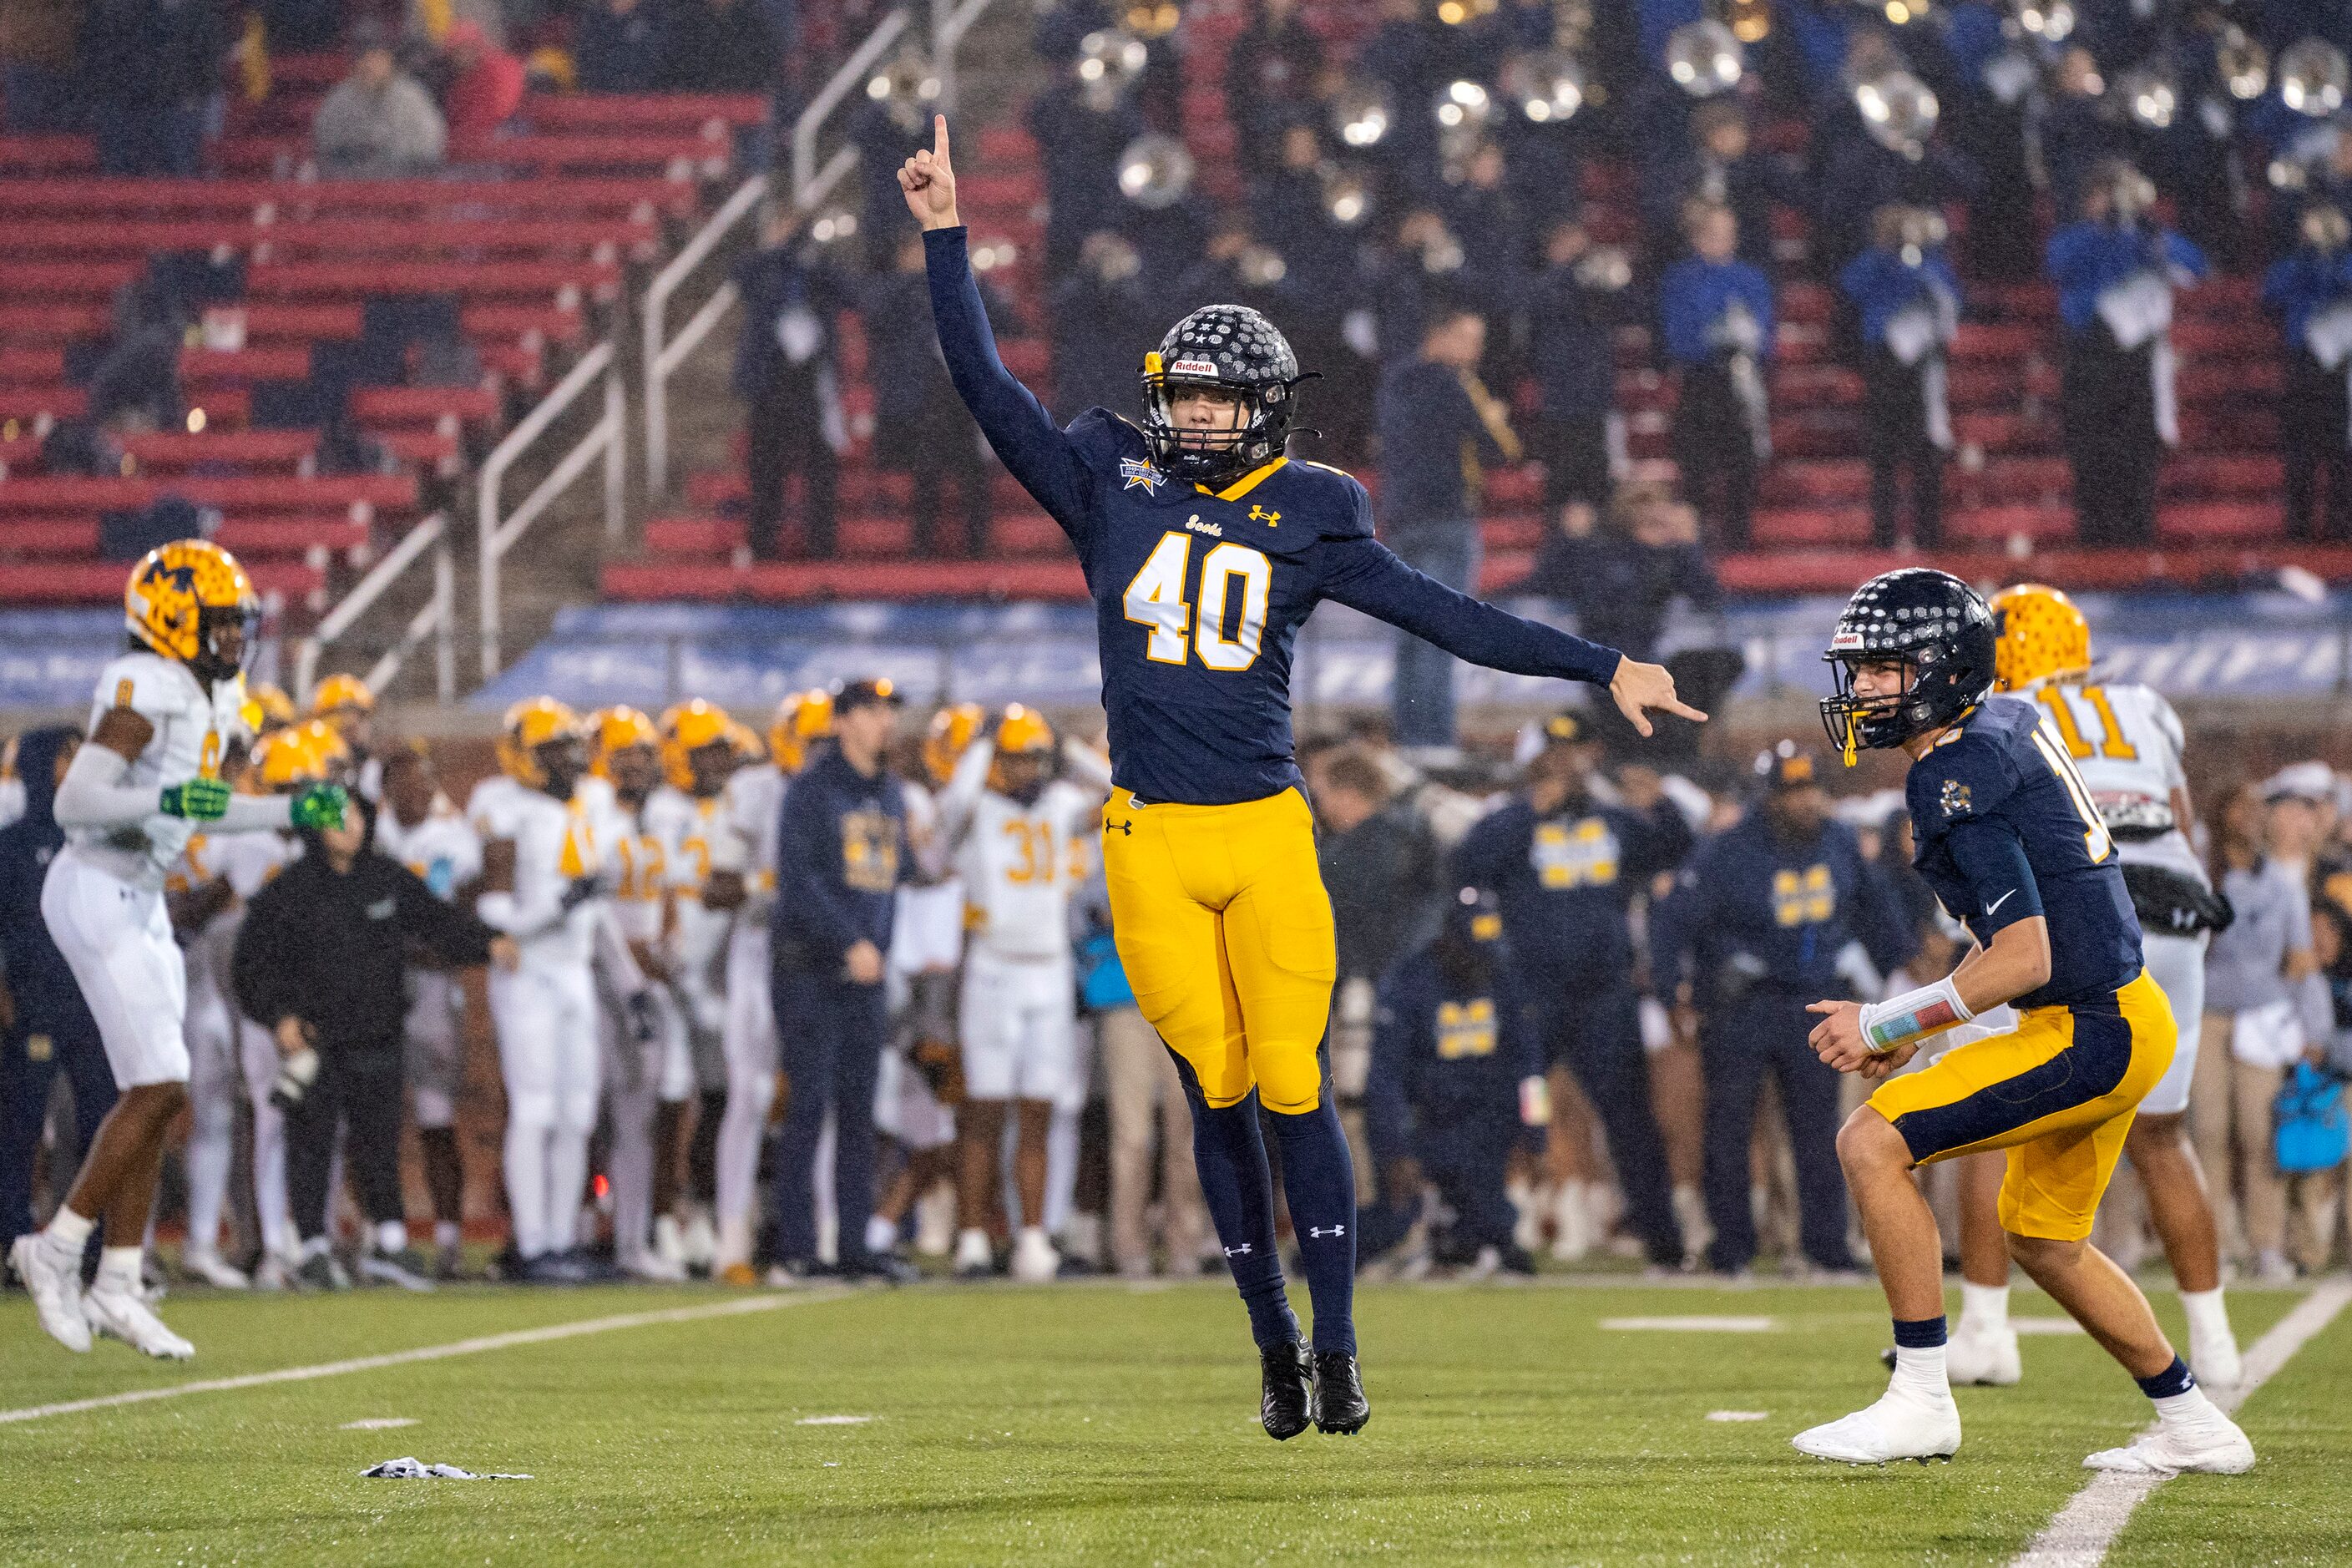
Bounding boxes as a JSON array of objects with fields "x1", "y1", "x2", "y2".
[
  {"x1": 1449, "y1": 792, "x2": 1693, "y2": 992},
  {"x1": 1364, "y1": 945, "x2": 1540, "y2": 1163},
  {"x1": 1905, "y1": 699, "x2": 2142, "y2": 1010},
  {"x1": 771, "y1": 745, "x2": 908, "y2": 968},
  {"x1": 925, "y1": 225, "x2": 1622, "y2": 807},
  {"x1": 1650, "y1": 810, "x2": 1919, "y2": 1006}
]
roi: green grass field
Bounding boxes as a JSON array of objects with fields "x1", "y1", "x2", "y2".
[{"x1": 3, "y1": 1275, "x2": 2348, "y2": 1565}]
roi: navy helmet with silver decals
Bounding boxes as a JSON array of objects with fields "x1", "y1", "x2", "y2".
[
  {"x1": 1139, "y1": 303, "x2": 1304, "y2": 488},
  {"x1": 1819, "y1": 568, "x2": 1997, "y2": 763}
]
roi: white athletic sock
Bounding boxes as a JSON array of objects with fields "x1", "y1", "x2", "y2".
[
  {"x1": 301, "y1": 1233, "x2": 333, "y2": 1262},
  {"x1": 44, "y1": 1206, "x2": 95, "y2": 1254},
  {"x1": 865, "y1": 1214, "x2": 898, "y2": 1256},
  {"x1": 374, "y1": 1220, "x2": 408, "y2": 1255},
  {"x1": 2153, "y1": 1384, "x2": 2224, "y2": 1428},
  {"x1": 2181, "y1": 1286, "x2": 2233, "y2": 1343},
  {"x1": 715, "y1": 1215, "x2": 753, "y2": 1270},
  {"x1": 544, "y1": 1129, "x2": 589, "y2": 1252},
  {"x1": 96, "y1": 1245, "x2": 143, "y2": 1291},
  {"x1": 1043, "y1": 1106, "x2": 1080, "y2": 1235},
  {"x1": 1891, "y1": 1344, "x2": 1950, "y2": 1402},
  {"x1": 503, "y1": 1121, "x2": 550, "y2": 1258},
  {"x1": 185, "y1": 1095, "x2": 234, "y2": 1256},
  {"x1": 434, "y1": 1219, "x2": 461, "y2": 1251},
  {"x1": 1959, "y1": 1281, "x2": 2011, "y2": 1333}
]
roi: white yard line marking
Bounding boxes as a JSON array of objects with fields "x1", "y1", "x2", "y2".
[
  {"x1": 0, "y1": 1290, "x2": 848, "y2": 1427},
  {"x1": 2013, "y1": 1318, "x2": 2088, "y2": 1337},
  {"x1": 1707, "y1": 1410, "x2": 1771, "y2": 1422},
  {"x1": 340, "y1": 1417, "x2": 418, "y2": 1430},
  {"x1": 2010, "y1": 1279, "x2": 2352, "y2": 1568},
  {"x1": 1601, "y1": 1315, "x2": 1778, "y2": 1332}
]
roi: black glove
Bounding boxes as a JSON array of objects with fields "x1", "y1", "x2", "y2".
[
  {"x1": 626, "y1": 988, "x2": 662, "y2": 1047},
  {"x1": 559, "y1": 876, "x2": 601, "y2": 915}
]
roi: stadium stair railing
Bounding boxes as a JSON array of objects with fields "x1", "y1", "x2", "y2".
[
  {"x1": 291, "y1": 509, "x2": 457, "y2": 705},
  {"x1": 478, "y1": 341, "x2": 625, "y2": 678}
]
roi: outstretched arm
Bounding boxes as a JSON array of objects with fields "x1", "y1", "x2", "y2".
[
  {"x1": 1318, "y1": 534, "x2": 1707, "y2": 737},
  {"x1": 905, "y1": 115, "x2": 1095, "y2": 541}
]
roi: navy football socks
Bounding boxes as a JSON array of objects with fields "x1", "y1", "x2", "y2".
[
  {"x1": 1265, "y1": 1099, "x2": 1358, "y2": 1358},
  {"x1": 1190, "y1": 1095, "x2": 1300, "y2": 1350}
]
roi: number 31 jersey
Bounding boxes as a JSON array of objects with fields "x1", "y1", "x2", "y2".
[{"x1": 1906, "y1": 697, "x2": 2142, "y2": 1010}]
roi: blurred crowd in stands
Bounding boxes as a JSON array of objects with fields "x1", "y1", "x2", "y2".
[
  {"x1": 730, "y1": 0, "x2": 2352, "y2": 574},
  {"x1": 0, "y1": 0, "x2": 796, "y2": 175}
]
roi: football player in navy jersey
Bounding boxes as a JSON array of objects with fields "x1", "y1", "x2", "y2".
[
  {"x1": 1796, "y1": 569, "x2": 2253, "y2": 1477},
  {"x1": 899, "y1": 116, "x2": 1703, "y2": 1440}
]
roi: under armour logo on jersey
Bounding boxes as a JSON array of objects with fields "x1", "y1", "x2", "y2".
[
  {"x1": 1247, "y1": 504, "x2": 1280, "y2": 526},
  {"x1": 1105, "y1": 819, "x2": 1132, "y2": 836},
  {"x1": 1223, "y1": 1243, "x2": 1253, "y2": 1257},
  {"x1": 1306, "y1": 1225, "x2": 1346, "y2": 1240}
]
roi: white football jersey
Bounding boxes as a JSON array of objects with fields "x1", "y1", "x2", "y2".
[
  {"x1": 374, "y1": 795, "x2": 483, "y2": 903},
  {"x1": 712, "y1": 762, "x2": 785, "y2": 921},
  {"x1": 952, "y1": 781, "x2": 1097, "y2": 963},
  {"x1": 466, "y1": 773, "x2": 605, "y2": 966},
  {"x1": 646, "y1": 786, "x2": 733, "y2": 1020},
  {"x1": 71, "y1": 650, "x2": 248, "y2": 888},
  {"x1": 591, "y1": 791, "x2": 668, "y2": 947},
  {"x1": 2006, "y1": 682, "x2": 2203, "y2": 882}
]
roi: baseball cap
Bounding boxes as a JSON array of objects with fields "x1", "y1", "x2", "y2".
[
  {"x1": 832, "y1": 676, "x2": 905, "y2": 713},
  {"x1": 1754, "y1": 740, "x2": 1822, "y2": 792}
]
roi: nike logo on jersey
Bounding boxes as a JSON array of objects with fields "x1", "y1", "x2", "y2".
[
  {"x1": 1985, "y1": 889, "x2": 2015, "y2": 916},
  {"x1": 1306, "y1": 1225, "x2": 1346, "y2": 1240}
]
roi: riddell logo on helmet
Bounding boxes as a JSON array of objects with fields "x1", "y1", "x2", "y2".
[{"x1": 1170, "y1": 358, "x2": 1218, "y2": 377}]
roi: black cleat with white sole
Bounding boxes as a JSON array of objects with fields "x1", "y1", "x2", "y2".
[
  {"x1": 1311, "y1": 1350, "x2": 1369, "y2": 1434},
  {"x1": 1260, "y1": 1340, "x2": 1313, "y2": 1440}
]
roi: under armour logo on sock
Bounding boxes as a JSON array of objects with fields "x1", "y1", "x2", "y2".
[
  {"x1": 1223, "y1": 1243, "x2": 1252, "y2": 1257},
  {"x1": 1307, "y1": 1225, "x2": 1346, "y2": 1240}
]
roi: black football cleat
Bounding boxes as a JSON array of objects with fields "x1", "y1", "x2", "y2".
[
  {"x1": 1260, "y1": 1340, "x2": 1313, "y2": 1441},
  {"x1": 1311, "y1": 1350, "x2": 1369, "y2": 1435}
]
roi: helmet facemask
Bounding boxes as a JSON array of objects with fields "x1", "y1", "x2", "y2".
[{"x1": 190, "y1": 599, "x2": 259, "y2": 685}]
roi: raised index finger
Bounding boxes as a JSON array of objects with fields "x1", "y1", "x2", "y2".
[{"x1": 933, "y1": 114, "x2": 951, "y2": 165}]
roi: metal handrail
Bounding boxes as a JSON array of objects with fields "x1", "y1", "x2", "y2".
[
  {"x1": 642, "y1": 8, "x2": 913, "y2": 499},
  {"x1": 792, "y1": 8, "x2": 912, "y2": 204},
  {"x1": 291, "y1": 511, "x2": 457, "y2": 704},
  {"x1": 478, "y1": 342, "x2": 625, "y2": 679},
  {"x1": 644, "y1": 171, "x2": 767, "y2": 498},
  {"x1": 933, "y1": 0, "x2": 997, "y2": 109}
]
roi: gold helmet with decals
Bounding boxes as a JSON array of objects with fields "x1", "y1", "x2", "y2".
[
  {"x1": 923, "y1": 701, "x2": 986, "y2": 786},
  {"x1": 769, "y1": 688, "x2": 834, "y2": 774},
  {"x1": 252, "y1": 718, "x2": 352, "y2": 791},
  {"x1": 241, "y1": 680, "x2": 296, "y2": 738},
  {"x1": 125, "y1": 539, "x2": 258, "y2": 682},
  {"x1": 660, "y1": 699, "x2": 734, "y2": 791},
  {"x1": 309, "y1": 671, "x2": 376, "y2": 718},
  {"x1": 1989, "y1": 582, "x2": 2092, "y2": 692},
  {"x1": 986, "y1": 704, "x2": 1055, "y2": 792},
  {"x1": 498, "y1": 697, "x2": 585, "y2": 788},
  {"x1": 587, "y1": 705, "x2": 660, "y2": 780}
]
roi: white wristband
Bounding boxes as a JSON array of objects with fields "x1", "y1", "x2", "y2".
[{"x1": 1858, "y1": 976, "x2": 1974, "y2": 1057}]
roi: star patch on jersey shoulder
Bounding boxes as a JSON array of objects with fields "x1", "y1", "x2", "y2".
[
  {"x1": 1938, "y1": 779, "x2": 1972, "y2": 818},
  {"x1": 1119, "y1": 458, "x2": 1164, "y2": 494}
]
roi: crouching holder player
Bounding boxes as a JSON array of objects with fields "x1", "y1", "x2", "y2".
[{"x1": 1798, "y1": 568, "x2": 2252, "y2": 1476}]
